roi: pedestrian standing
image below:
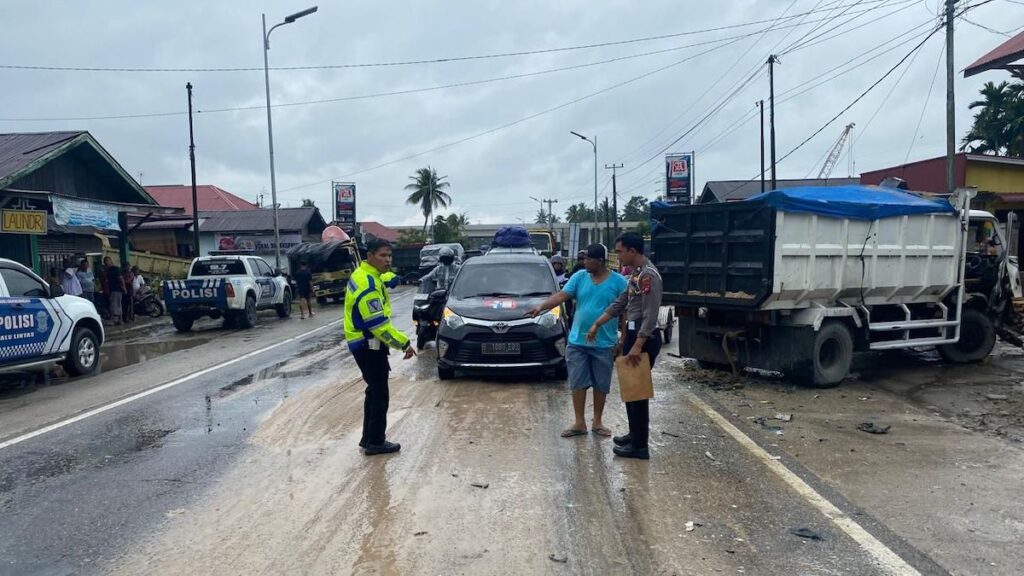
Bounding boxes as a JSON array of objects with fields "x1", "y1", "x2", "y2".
[
  {"x1": 104, "y1": 256, "x2": 124, "y2": 325},
  {"x1": 60, "y1": 258, "x2": 82, "y2": 297},
  {"x1": 586, "y1": 233, "x2": 663, "y2": 460},
  {"x1": 527, "y1": 244, "x2": 627, "y2": 438},
  {"x1": 293, "y1": 261, "x2": 315, "y2": 319},
  {"x1": 123, "y1": 267, "x2": 135, "y2": 323},
  {"x1": 344, "y1": 239, "x2": 416, "y2": 456},
  {"x1": 76, "y1": 259, "x2": 95, "y2": 303}
]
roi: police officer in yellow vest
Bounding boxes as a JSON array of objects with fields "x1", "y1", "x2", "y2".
[{"x1": 345, "y1": 239, "x2": 415, "y2": 455}]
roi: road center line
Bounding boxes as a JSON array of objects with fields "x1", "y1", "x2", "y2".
[
  {"x1": 683, "y1": 390, "x2": 921, "y2": 576},
  {"x1": 0, "y1": 319, "x2": 345, "y2": 452}
]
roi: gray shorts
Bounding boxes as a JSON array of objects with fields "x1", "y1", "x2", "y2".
[{"x1": 566, "y1": 345, "x2": 615, "y2": 394}]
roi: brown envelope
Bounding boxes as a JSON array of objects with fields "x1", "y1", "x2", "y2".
[{"x1": 615, "y1": 353, "x2": 653, "y2": 402}]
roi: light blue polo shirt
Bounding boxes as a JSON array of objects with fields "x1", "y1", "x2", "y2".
[{"x1": 562, "y1": 269, "x2": 628, "y2": 348}]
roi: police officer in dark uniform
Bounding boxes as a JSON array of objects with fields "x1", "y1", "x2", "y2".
[{"x1": 586, "y1": 232, "x2": 663, "y2": 460}]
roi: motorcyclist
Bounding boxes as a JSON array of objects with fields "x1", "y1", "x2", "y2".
[
  {"x1": 551, "y1": 254, "x2": 568, "y2": 284},
  {"x1": 419, "y1": 247, "x2": 460, "y2": 294}
]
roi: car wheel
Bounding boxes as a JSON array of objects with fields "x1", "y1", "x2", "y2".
[
  {"x1": 239, "y1": 295, "x2": 257, "y2": 329},
  {"x1": 64, "y1": 327, "x2": 99, "y2": 376},
  {"x1": 172, "y1": 314, "x2": 194, "y2": 332},
  {"x1": 276, "y1": 290, "x2": 293, "y2": 318}
]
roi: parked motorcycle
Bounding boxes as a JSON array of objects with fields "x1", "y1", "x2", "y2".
[
  {"x1": 134, "y1": 286, "x2": 164, "y2": 318},
  {"x1": 412, "y1": 289, "x2": 447, "y2": 350}
]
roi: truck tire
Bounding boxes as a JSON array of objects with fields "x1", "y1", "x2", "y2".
[
  {"x1": 937, "y1": 308, "x2": 996, "y2": 364},
  {"x1": 63, "y1": 327, "x2": 99, "y2": 376},
  {"x1": 172, "y1": 314, "x2": 194, "y2": 332},
  {"x1": 238, "y1": 295, "x2": 258, "y2": 329},
  {"x1": 275, "y1": 290, "x2": 293, "y2": 318},
  {"x1": 792, "y1": 321, "x2": 853, "y2": 388}
]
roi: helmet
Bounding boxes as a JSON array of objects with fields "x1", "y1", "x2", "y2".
[
  {"x1": 550, "y1": 255, "x2": 567, "y2": 269},
  {"x1": 439, "y1": 247, "x2": 456, "y2": 265}
]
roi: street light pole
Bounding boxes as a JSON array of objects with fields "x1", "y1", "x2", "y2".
[
  {"x1": 263, "y1": 6, "x2": 317, "y2": 270},
  {"x1": 570, "y1": 131, "x2": 598, "y2": 244}
]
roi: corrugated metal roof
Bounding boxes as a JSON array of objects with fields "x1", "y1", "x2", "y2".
[
  {"x1": 965, "y1": 30, "x2": 1024, "y2": 78},
  {"x1": 358, "y1": 221, "x2": 400, "y2": 242},
  {"x1": 198, "y1": 207, "x2": 325, "y2": 233},
  {"x1": 700, "y1": 178, "x2": 859, "y2": 203},
  {"x1": 0, "y1": 131, "x2": 85, "y2": 183},
  {"x1": 145, "y1": 184, "x2": 259, "y2": 215}
]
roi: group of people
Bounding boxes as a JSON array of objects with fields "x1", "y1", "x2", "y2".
[
  {"x1": 344, "y1": 233, "x2": 663, "y2": 461},
  {"x1": 47, "y1": 256, "x2": 145, "y2": 326}
]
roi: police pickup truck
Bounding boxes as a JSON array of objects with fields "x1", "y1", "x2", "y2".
[
  {"x1": 163, "y1": 255, "x2": 292, "y2": 332},
  {"x1": 0, "y1": 258, "x2": 104, "y2": 376}
]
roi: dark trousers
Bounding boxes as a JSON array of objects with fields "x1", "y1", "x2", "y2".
[
  {"x1": 622, "y1": 329, "x2": 662, "y2": 449},
  {"x1": 353, "y1": 346, "x2": 391, "y2": 446}
]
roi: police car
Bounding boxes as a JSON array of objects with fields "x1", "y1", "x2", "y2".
[{"x1": 0, "y1": 258, "x2": 104, "y2": 376}]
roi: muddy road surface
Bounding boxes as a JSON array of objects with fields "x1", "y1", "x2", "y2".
[{"x1": 1, "y1": 288, "x2": 1021, "y2": 575}]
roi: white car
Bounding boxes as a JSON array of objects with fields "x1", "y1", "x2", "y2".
[
  {"x1": 0, "y1": 258, "x2": 104, "y2": 376},
  {"x1": 163, "y1": 255, "x2": 292, "y2": 332}
]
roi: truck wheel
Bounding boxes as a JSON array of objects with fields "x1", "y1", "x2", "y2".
[
  {"x1": 172, "y1": 314, "x2": 194, "y2": 332},
  {"x1": 276, "y1": 290, "x2": 293, "y2": 318},
  {"x1": 239, "y1": 295, "x2": 258, "y2": 329},
  {"x1": 937, "y1": 308, "x2": 996, "y2": 363},
  {"x1": 63, "y1": 327, "x2": 99, "y2": 376},
  {"x1": 438, "y1": 367, "x2": 455, "y2": 381},
  {"x1": 793, "y1": 321, "x2": 853, "y2": 388}
]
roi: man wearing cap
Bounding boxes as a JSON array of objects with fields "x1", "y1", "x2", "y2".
[
  {"x1": 586, "y1": 232, "x2": 663, "y2": 460},
  {"x1": 527, "y1": 244, "x2": 628, "y2": 438}
]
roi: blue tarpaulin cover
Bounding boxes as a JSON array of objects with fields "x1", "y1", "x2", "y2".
[
  {"x1": 744, "y1": 185, "x2": 954, "y2": 220},
  {"x1": 493, "y1": 226, "x2": 532, "y2": 248}
]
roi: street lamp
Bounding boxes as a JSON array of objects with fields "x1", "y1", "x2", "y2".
[
  {"x1": 570, "y1": 131, "x2": 598, "y2": 243},
  {"x1": 263, "y1": 6, "x2": 318, "y2": 269}
]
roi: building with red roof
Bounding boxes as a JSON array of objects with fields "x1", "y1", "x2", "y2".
[
  {"x1": 358, "y1": 221, "x2": 400, "y2": 242},
  {"x1": 145, "y1": 184, "x2": 258, "y2": 215}
]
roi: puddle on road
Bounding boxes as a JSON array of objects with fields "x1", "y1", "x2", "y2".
[{"x1": 101, "y1": 339, "x2": 210, "y2": 372}]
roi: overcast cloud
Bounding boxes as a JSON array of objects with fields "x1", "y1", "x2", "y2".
[{"x1": 2, "y1": 0, "x2": 1021, "y2": 225}]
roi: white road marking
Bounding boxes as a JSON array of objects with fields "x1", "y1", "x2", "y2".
[
  {"x1": 0, "y1": 319, "x2": 345, "y2": 452},
  {"x1": 684, "y1": 390, "x2": 921, "y2": 576}
]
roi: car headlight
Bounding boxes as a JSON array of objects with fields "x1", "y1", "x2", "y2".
[
  {"x1": 443, "y1": 308, "x2": 464, "y2": 329},
  {"x1": 536, "y1": 311, "x2": 558, "y2": 329}
]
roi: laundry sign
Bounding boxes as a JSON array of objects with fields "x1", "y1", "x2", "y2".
[
  {"x1": 52, "y1": 196, "x2": 119, "y2": 230},
  {"x1": 1, "y1": 209, "x2": 47, "y2": 234}
]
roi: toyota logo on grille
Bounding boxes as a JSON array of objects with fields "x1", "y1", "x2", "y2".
[{"x1": 491, "y1": 322, "x2": 511, "y2": 334}]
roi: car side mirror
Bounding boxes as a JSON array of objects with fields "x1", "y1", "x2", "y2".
[
  {"x1": 49, "y1": 285, "x2": 65, "y2": 298},
  {"x1": 429, "y1": 289, "x2": 448, "y2": 301}
]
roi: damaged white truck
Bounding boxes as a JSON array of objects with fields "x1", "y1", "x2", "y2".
[{"x1": 651, "y1": 185, "x2": 1024, "y2": 387}]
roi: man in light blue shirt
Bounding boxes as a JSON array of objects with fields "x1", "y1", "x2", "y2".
[{"x1": 527, "y1": 244, "x2": 628, "y2": 438}]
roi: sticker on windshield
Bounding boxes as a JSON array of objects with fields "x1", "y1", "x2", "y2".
[{"x1": 483, "y1": 298, "x2": 517, "y2": 310}]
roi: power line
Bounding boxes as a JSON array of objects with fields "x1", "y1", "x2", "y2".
[
  {"x1": 903, "y1": 42, "x2": 946, "y2": 167},
  {"x1": 853, "y1": 33, "x2": 926, "y2": 146},
  {"x1": 0, "y1": 1, "x2": 902, "y2": 74}
]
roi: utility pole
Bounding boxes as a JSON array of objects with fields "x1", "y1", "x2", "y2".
[
  {"x1": 945, "y1": 0, "x2": 955, "y2": 193},
  {"x1": 544, "y1": 198, "x2": 558, "y2": 233},
  {"x1": 186, "y1": 83, "x2": 200, "y2": 258},
  {"x1": 768, "y1": 55, "x2": 780, "y2": 191},
  {"x1": 605, "y1": 163, "x2": 623, "y2": 238},
  {"x1": 758, "y1": 100, "x2": 766, "y2": 193}
]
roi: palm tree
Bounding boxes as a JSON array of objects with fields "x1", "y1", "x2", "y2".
[
  {"x1": 405, "y1": 166, "x2": 451, "y2": 235},
  {"x1": 961, "y1": 81, "x2": 1012, "y2": 154}
]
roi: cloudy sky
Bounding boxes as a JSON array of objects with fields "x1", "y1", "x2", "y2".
[{"x1": 2, "y1": 0, "x2": 1021, "y2": 225}]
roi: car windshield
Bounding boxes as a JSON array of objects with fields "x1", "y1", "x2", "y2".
[
  {"x1": 530, "y1": 234, "x2": 551, "y2": 251},
  {"x1": 191, "y1": 259, "x2": 246, "y2": 276},
  {"x1": 451, "y1": 261, "x2": 555, "y2": 299}
]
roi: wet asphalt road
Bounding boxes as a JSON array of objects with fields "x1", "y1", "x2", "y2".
[{"x1": 0, "y1": 287, "x2": 1014, "y2": 574}]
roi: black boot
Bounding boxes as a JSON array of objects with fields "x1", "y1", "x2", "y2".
[
  {"x1": 613, "y1": 433, "x2": 632, "y2": 446},
  {"x1": 364, "y1": 441, "x2": 401, "y2": 455},
  {"x1": 613, "y1": 444, "x2": 649, "y2": 460}
]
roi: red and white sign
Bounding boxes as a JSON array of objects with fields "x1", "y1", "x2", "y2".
[{"x1": 669, "y1": 158, "x2": 689, "y2": 178}]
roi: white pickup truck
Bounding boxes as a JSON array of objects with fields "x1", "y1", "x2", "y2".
[
  {"x1": 0, "y1": 258, "x2": 104, "y2": 376},
  {"x1": 163, "y1": 255, "x2": 292, "y2": 332}
]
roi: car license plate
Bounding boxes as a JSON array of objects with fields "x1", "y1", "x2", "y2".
[{"x1": 482, "y1": 342, "x2": 520, "y2": 355}]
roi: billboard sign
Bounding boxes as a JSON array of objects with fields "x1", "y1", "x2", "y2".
[
  {"x1": 333, "y1": 182, "x2": 356, "y2": 232},
  {"x1": 665, "y1": 153, "x2": 694, "y2": 205}
]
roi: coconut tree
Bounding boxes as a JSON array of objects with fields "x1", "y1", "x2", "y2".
[{"x1": 405, "y1": 166, "x2": 451, "y2": 235}]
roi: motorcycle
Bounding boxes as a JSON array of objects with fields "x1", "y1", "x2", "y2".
[
  {"x1": 412, "y1": 289, "x2": 447, "y2": 350},
  {"x1": 134, "y1": 286, "x2": 165, "y2": 318}
]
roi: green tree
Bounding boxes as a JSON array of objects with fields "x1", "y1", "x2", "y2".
[
  {"x1": 620, "y1": 195, "x2": 651, "y2": 222},
  {"x1": 404, "y1": 166, "x2": 452, "y2": 235},
  {"x1": 300, "y1": 198, "x2": 316, "y2": 207},
  {"x1": 397, "y1": 228, "x2": 428, "y2": 246},
  {"x1": 431, "y1": 212, "x2": 470, "y2": 244},
  {"x1": 535, "y1": 209, "x2": 548, "y2": 225},
  {"x1": 564, "y1": 202, "x2": 596, "y2": 223},
  {"x1": 961, "y1": 72, "x2": 1024, "y2": 156}
]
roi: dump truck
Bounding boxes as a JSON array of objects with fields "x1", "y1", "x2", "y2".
[
  {"x1": 651, "y1": 185, "x2": 1024, "y2": 387},
  {"x1": 285, "y1": 240, "x2": 360, "y2": 304}
]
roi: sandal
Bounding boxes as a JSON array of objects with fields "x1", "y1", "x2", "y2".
[
  {"x1": 561, "y1": 427, "x2": 588, "y2": 438},
  {"x1": 591, "y1": 426, "x2": 612, "y2": 437}
]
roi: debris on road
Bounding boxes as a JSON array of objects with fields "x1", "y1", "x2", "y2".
[
  {"x1": 661, "y1": 431, "x2": 681, "y2": 438},
  {"x1": 685, "y1": 521, "x2": 703, "y2": 532},
  {"x1": 470, "y1": 482, "x2": 490, "y2": 489},
  {"x1": 857, "y1": 422, "x2": 892, "y2": 435},
  {"x1": 704, "y1": 451, "x2": 717, "y2": 461},
  {"x1": 752, "y1": 416, "x2": 785, "y2": 435},
  {"x1": 986, "y1": 393, "x2": 1009, "y2": 401},
  {"x1": 773, "y1": 413, "x2": 793, "y2": 422},
  {"x1": 414, "y1": 531, "x2": 428, "y2": 537},
  {"x1": 789, "y1": 527, "x2": 824, "y2": 541},
  {"x1": 548, "y1": 553, "x2": 568, "y2": 563}
]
